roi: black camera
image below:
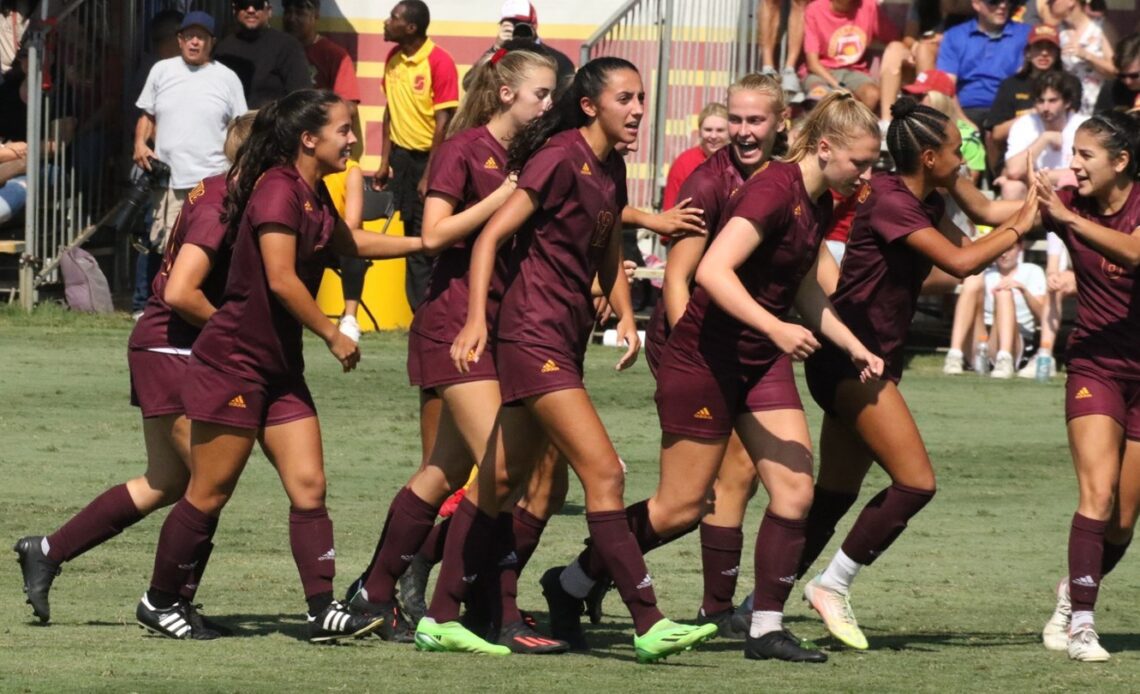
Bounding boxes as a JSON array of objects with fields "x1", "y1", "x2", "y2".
[{"x1": 106, "y1": 156, "x2": 172, "y2": 245}]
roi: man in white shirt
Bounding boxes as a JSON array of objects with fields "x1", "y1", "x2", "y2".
[
  {"x1": 134, "y1": 11, "x2": 247, "y2": 253},
  {"x1": 1000, "y1": 70, "x2": 1086, "y2": 201}
]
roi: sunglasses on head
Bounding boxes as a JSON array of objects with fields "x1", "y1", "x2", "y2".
[{"x1": 234, "y1": 0, "x2": 269, "y2": 10}]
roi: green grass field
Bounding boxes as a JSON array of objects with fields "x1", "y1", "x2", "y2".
[{"x1": 2, "y1": 306, "x2": 1138, "y2": 692}]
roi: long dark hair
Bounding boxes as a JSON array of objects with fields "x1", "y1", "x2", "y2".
[
  {"x1": 507, "y1": 56, "x2": 638, "y2": 171},
  {"x1": 886, "y1": 96, "x2": 950, "y2": 175},
  {"x1": 221, "y1": 89, "x2": 343, "y2": 229},
  {"x1": 1077, "y1": 111, "x2": 1140, "y2": 181}
]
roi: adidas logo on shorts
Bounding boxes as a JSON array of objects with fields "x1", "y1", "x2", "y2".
[
  {"x1": 693, "y1": 407, "x2": 713, "y2": 420},
  {"x1": 541, "y1": 359, "x2": 560, "y2": 373},
  {"x1": 228, "y1": 395, "x2": 247, "y2": 409},
  {"x1": 1074, "y1": 387, "x2": 1093, "y2": 400}
]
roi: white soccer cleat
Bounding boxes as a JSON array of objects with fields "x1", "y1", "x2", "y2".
[
  {"x1": 803, "y1": 575, "x2": 868, "y2": 650},
  {"x1": 1042, "y1": 578, "x2": 1070, "y2": 652},
  {"x1": 1068, "y1": 626, "x2": 1110, "y2": 662}
]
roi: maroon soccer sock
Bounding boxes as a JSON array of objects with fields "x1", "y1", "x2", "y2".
[
  {"x1": 585, "y1": 510, "x2": 664, "y2": 635},
  {"x1": 1102, "y1": 538, "x2": 1131, "y2": 576},
  {"x1": 577, "y1": 499, "x2": 682, "y2": 582},
  {"x1": 362, "y1": 487, "x2": 438, "y2": 603},
  {"x1": 512, "y1": 506, "x2": 548, "y2": 575},
  {"x1": 798, "y1": 486, "x2": 859, "y2": 578},
  {"x1": 699, "y1": 522, "x2": 743, "y2": 615},
  {"x1": 418, "y1": 517, "x2": 451, "y2": 565},
  {"x1": 290, "y1": 506, "x2": 336, "y2": 603},
  {"x1": 840, "y1": 483, "x2": 935, "y2": 566},
  {"x1": 46, "y1": 484, "x2": 145, "y2": 563},
  {"x1": 179, "y1": 541, "x2": 214, "y2": 602},
  {"x1": 149, "y1": 498, "x2": 218, "y2": 605},
  {"x1": 426, "y1": 498, "x2": 496, "y2": 624},
  {"x1": 752, "y1": 510, "x2": 806, "y2": 612},
  {"x1": 1068, "y1": 513, "x2": 1108, "y2": 613},
  {"x1": 489, "y1": 512, "x2": 525, "y2": 627}
]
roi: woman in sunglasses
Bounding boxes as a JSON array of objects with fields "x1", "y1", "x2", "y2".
[{"x1": 1093, "y1": 32, "x2": 1140, "y2": 114}]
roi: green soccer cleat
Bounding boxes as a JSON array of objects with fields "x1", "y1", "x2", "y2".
[
  {"x1": 414, "y1": 617, "x2": 511, "y2": 655},
  {"x1": 633, "y1": 619, "x2": 718, "y2": 664}
]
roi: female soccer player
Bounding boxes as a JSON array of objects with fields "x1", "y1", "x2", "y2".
[
  {"x1": 547, "y1": 91, "x2": 886, "y2": 665},
  {"x1": 14, "y1": 114, "x2": 257, "y2": 630},
  {"x1": 134, "y1": 90, "x2": 423, "y2": 643},
  {"x1": 345, "y1": 49, "x2": 567, "y2": 655},
  {"x1": 438, "y1": 57, "x2": 718, "y2": 663},
  {"x1": 798, "y1": 97, "x2": 1039, "y2": 652}
]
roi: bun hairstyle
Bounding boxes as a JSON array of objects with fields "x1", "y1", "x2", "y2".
[
  {"x1": 1077, "y1": 111, "x2": 1140, "y2": 180},
  {"x1": 222, "y1": 89, "x2": 343, "y2": 229},
  {"x1": 508, "y1": 56, "x2": 639, "y2": 171},
  {"x1": 886, "y1": 95, "x2": 950, "y2": 175},
  {"x1": 783, "y1": 90, "x2": 878, "y2": 163},
  {"x1": 727, "y1": 72, "x2": 789, "y2": 157},
  {"x1": 448, "y1": 49, "x2": 557, "y2": 137}
]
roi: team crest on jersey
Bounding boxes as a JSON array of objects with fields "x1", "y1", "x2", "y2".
[
  {"x1": 729, "y1": 186, "x2": 740, "y2": 198},
  {"x1": 857, "y1": 182, "x2": 872, "y2": 204},
  {"x1": 188, "y1": 180, "x2": 206, "y2": 205},
  {"x1": 580, "y1": 162, "x2": 592, "y2": 176},
  {"x1": 1101, "y1": 257, "x2": 1125, "y2": 280},
  {"x1": 484, "y1": 156, "x2": 499, "y2": 170},
  {"x1": 590, "y1": 209, "x2": 615, "y2": 248},
  {"x1": 793, "y1": 204, "x2": 802, "y2": 218}
]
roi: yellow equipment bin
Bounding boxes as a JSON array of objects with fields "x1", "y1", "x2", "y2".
[{"x1": 315, "y1": 212, "x2": 414, "y2": 331}]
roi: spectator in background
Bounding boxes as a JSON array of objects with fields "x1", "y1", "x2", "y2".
[
  {"x1": 984, "y1": 24, "x2": 1063, "y2": 173},
  {"x1": 1093, "y1": 32, "x2": 1140, "y2": 113},
  {"x1": 802, "y1": 0, "x2": 899, "y2": 110},
  {"x1": 0, "y1": 0, "x2": 32, "y2": 78},
  {"x1": 903, "y1": 69, "x2": 986, "y2": 182},
  {"x1": 983, "y1": 239, "x2": 1046, "y2": 378},
  {"x1": 877, "y1": 0, "x2": 975, "y2": 122},
  {"x1": 283, "y1": 0, "x2": 361, "y2": 115},
  {"x1": 133, "y1": 12, "x2": 246, "y2": 284},
  {"x1": 497, "y1": 2, "x2": 574, "y2": 88},
  {"x1": 373, "y1": 0, "x2": 458, "y2": 311},
  {"x1": 1054, "y1": 0, "x2": 1115, "y2": 115},
  {"x1": 999, "y1": 70, "x2": 1086, "y2": 199},
  {"x1": 214, "y1": 0, "x2": 311, "y2": 108},
  {"x1": 937, "y1": 0, "x2": 1031, "y2": 128},
  {"x1": 1019, "y1": 231, "x2": 1074, "y2": 378},
  {"x1": 661, "y1": 102, "x2": 728, "y2": 210},
  {"x1": 758, "y1": 0, "x2": 808, "y2": 97}
]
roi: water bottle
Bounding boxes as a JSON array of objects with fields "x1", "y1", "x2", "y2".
[
  {"x1": 973, "y1": 342, "x2": 990, "y2": 375},
  {"x1": 1035, "y1": 353, "x2": 1051, "y2": 382}
]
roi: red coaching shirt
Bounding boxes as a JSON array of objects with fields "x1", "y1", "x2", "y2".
[
  {"x1": 305, "y1": 36, "x2": 361, "y2": 102},
  {"x1": 1045, "y1": 184, "x2": 1140, "y2": 379},
  {"x1": 192, "y1": 166, "x2": 337, "y2": 385},
  {"x1": 129, "y1": 174, "x2": 230, "y2": 351},
  {"x1": 411, "y1": 125, "x2": 511, "y2": 341},
  {"x1": 495, "y1": 129, "x2": 628, "y2": 359}
]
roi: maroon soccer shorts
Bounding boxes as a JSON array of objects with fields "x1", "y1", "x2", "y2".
[
  {"x1": 496, "y1": 340, "x2": 585, "y2": 404},
  {"x1": 129, "y1": 349, "x2": 190, "y2": 418},
  {"x1": 655, "y1": 349, "x2": 802, "y2": 439},
  {"x1": 181, "y1": 357, "x2": 317, "y2": 429},
  {"x1": 805, "y1": 342, "x2": 860, "y2": 417},
  {"x1": 1065, "y1": 369, "x2": 1140, "y2": 441},
  {"x1": 407, "y1": 331, "x2": 498, "y2": 391},
  {"x1": 644, "y1": 302, "x2": 668, "y2": 379}
]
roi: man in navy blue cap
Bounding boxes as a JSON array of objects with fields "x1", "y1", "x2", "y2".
[{"x1": 134, "y1": 9, "x2": 247, "y2": 258}]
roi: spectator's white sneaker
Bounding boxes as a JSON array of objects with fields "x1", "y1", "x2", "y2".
[
  {"x1": 1018, "y1": 354, "x2": 1056, "y2": 379},
  {"x1": 943, "y1": 350, "x2": 964, "y2": 375},
  {"x1": 1068, "y1": 626, "x2": 1110, "y2": 662},
  {"x1": 1042, "y1": 578, "x2": 1070, "y2": 652},
  {"x1": 991, "y1": 352, "x2": 1015, "y2": 379},
  {"x1": 761, "y1": 64, "x2": 778, "y2": 76},
  {"x1": 780, "y1": 67, "x2": 802, "y2": 96}
]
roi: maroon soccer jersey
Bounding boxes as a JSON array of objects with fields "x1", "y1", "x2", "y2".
[
  {"x1": 495, "y1": 128, "x2": 628, "y2": 358},
  {"x1": 192, "y1": 165, "x2": 337, "y2": 385},
  {"x1": 669, "y1": 160, "x2": 833, "y2": 369},
  {"x1": 1045, "y1": 184, "x2": 1140, "y2": 379},
  {"x1": 410, "y1": 126, "x2": 511, "y2": 341},
  {"x1": 830, "y1": 173, "x2": 945, "y2": 381},
  {"x1": 129, "y1": 174, "x2": 230, "y2": 351}
]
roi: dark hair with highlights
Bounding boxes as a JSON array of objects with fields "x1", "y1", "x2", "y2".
[{"x1": 886, "y1": 96, "x2": 951, "y2": 175}]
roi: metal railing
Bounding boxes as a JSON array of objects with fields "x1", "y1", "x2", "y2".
[{"x1": 580, "y1": 0, "x2": 756, "y2": 212}]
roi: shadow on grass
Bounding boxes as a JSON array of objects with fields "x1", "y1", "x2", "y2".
[{"x1": 858, "y1": 630, "x2": 1043, "y2": 652}]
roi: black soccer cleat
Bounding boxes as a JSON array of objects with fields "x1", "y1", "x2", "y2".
[
  {"x1": 397, "y1": 554, "x2": 431, "y2": 626},
  {"x1": 539, "y1": 566, "x2": 588, "y2": 651},
  {"x1": 744, "y1": 629, "x2": 828, "y2": 663},
  {"x1": 185, "y1": 603, "x2": 233, "y2": 637},
  {"x1": 346, "y1": 592, "x2": 413, "y2": 643},
  {"x1": 343, "y1": 572, "x2": 366, "y2": 605},
  {"x1": 308, "y1": 599, "x2": 388, "y2": 643},
  {"x1": 136, "y1": 595, "x2": 220, "y2": 640},
  {"x1": 495, "y1": 620, "x2": 570, "y2": 654},
  {"x1": 14, "y1": 536, "x2": 61, "y2": 624},
  {"x1": 584, "y1": 578, "x2": 610, "y2": 625},
  {"x1": 696, "y1": 606, "x2": 749, "y2": 639}
]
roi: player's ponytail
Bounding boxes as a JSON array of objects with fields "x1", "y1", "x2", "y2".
[
  {"x1": 448, "y1": 49, "x2": 556, "y2": 137},
  {"x1": 508, "y1": 56, "x2": 639, "y2": 171},
  {"x1": 783, "y1": 91, "x2": 878, "y2": 164}
]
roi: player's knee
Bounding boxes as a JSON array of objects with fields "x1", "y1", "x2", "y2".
[
  {"x1": 1080, "y1": 486, "x2": 1115, "y2": 518},
  {"x1": 287, "y1": 469, "x2": 328, "y2": 509},
  {"x1": 587, "y1": 459, "x2": 626, "y2": 506}
]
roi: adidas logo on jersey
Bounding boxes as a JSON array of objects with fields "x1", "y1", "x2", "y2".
[
  {"x1": 304, "y1": 200, "x2": 314, "y2": 212},
  {"x1": 580, "y1": 162, "x2": 592, "y2": 175},
  {"x1": 318, "y1": 548, "x2": 336, "y2": 561},
  {"x1": 1075, "y1": 387, "x2": 1093, "y2": 400},
  {"x1": 484, "y1": 156, "x2": 499, "y2": 169},
  {"x1": 636, "y1": 574, "x2": 654, "y2": 590},
  {"x1": 1072, "y1": 575, "x2": 1098, "y2": 588},
  {"x1": 541, "y1": 359, "x2": 560, "y2": 373},
  {"x1": 693, "y1": 407, "x2": 713, "y2": 420},
  {"x1": 228, "y1": 395, "x2": 247, "y2": 409}
]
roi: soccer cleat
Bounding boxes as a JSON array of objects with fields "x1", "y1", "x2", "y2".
[
  {"x1": 540, "y1": 566, "x2": 588, "y2": 650},
  {"x1": 942, "y1": 351, "x2": 964, "y2": 375},
  {"x1": 1042, "y1": 578, "x2": 1071, "y2": 652},
  {"x1": 397, "y1": 554, "x2": 431, "y2": 626},
  {"x1": 695, "y1": 606, "x2": 748, "y2": 639},
  {"x1": 136, "y1": 595, "x2": 220, "y2": 640},
  {"x1": 744, "y1": 629, "x2": 828, "y2": 663},
  {"x1": 633, "y1": 619, "x2": 718, "y2": 663},
  {"x1": 414, "y1": 617, "x2": 511, "y2": 655},
  {"x1": 1068, "y1": 626, "x2": 1110, "y2": 662},
  {"x1": 347, "y1": 591, "x2": 413, "y2": 642},
  {"x1": 343, "y1": 571, "x2": 366, "y2": 604},
  {"x1": 584, "y1": 577, "x2": 610, "y2": 625},
  {"x1": 14, "y1": 536, "x2": 60, "y2": 624},
  {"x1": 185, "y1": 603, "x2": 233, "y2": 637},
  {"x1": 803, "y1": 576, "x2": 869, "y2": 650},
  {"x1": 495, "y1": 620, "x2": 570, "y2": 654},
  {"x1": 308, "y1": 599, "x2": 387, "y2": 643}
]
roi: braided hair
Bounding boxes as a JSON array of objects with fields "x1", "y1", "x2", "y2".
[{"x1": 886, "y1": 96, "x2": 951, "y2": 175}]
